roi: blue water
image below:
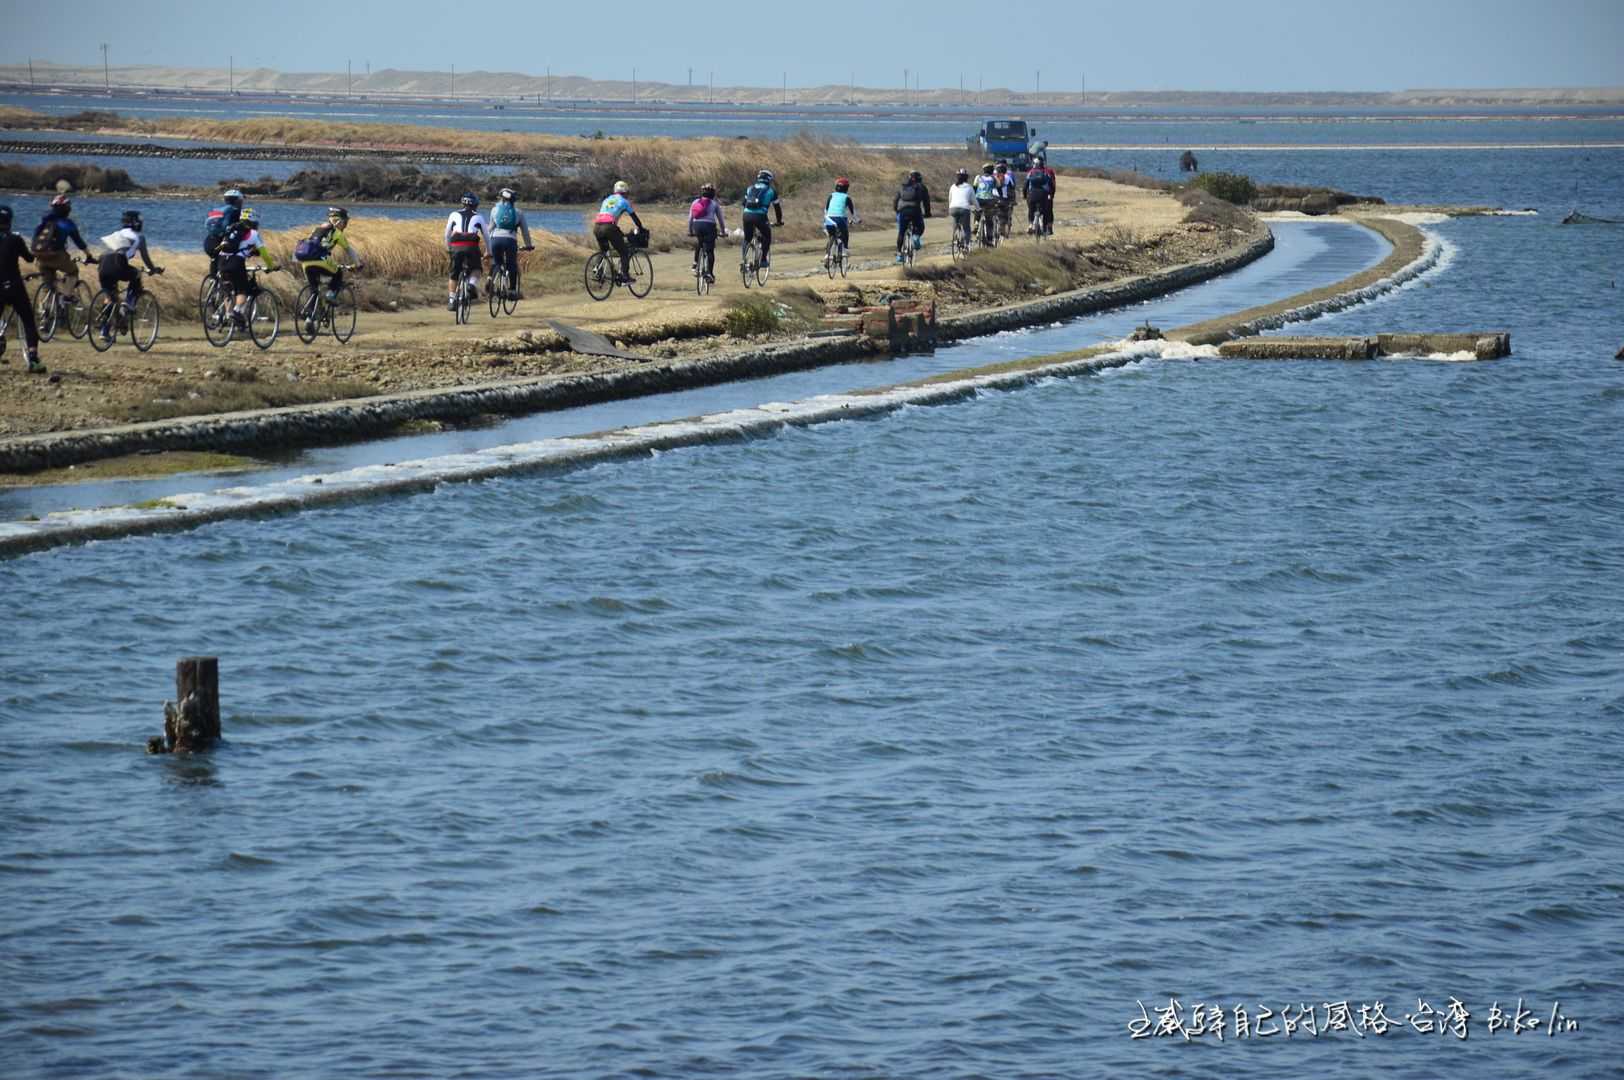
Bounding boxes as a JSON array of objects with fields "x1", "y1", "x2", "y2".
[{"x1": 4, "y1": 102, "x2": 1624, "y2": 1079}]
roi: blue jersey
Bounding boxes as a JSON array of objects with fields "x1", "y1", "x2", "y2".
[
  {"x1": 595, "y1": 194, "x2": 633, "y2": 223},
  {"x1": 973, "y1": 175, "x2": 999, "y2": 201},
  {"x1": 825, "y1": 192, "x2": 853, "y2": 220}
]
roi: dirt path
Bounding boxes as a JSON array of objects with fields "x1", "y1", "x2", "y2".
[{"x1": 0, "y1": 178, "x2": 1193, "y2": 439}]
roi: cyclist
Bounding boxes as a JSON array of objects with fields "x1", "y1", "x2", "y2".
[
  {"x1": 893, "y1": 170, "x2": 932, "y2": 263},
  {"x1": 0, "y1": 204, "x2": 45, "y2": 373},
  {"x1": 95, "y1": 210, "x2": 163, "y2": 341},
  {"x1": 688, "y1": 183, "x2": 727, "y2": 282},
  {"x1": 295, "y1": 207, "x2": 363, "y2": 331},
  {"x1": 203, "y1": 187, "x2": 244, "y2": 277},
  {"x1": 594, "y1": 180, "x2": 646, "y2": 283},
  {"x1": 1023, "y1": 153, "x2": 1057, "y2": 235},
  {"x1": 739, "y1": 170, "x2": 783, "y2": 270},
  {"x1": 821, "y1": 177, "x2": 861, "y2": 268},
  {"x1": 972, "y1": 164, "x2": 1001, "y2": 243},
  {"x1": 993, "y1": 162, "x2": 1017, "y2": 236},
  {"x1": 32, "y1": 194, "x2": 93, "y2": 298},
  {"x1": 445, "y1": 193, "x2": 488, "y2": 309},
  {"x1": 487, "y1": 188, "x2": 534, "y2": 299},
  {"x1": 947, "y1": 168, "x2": 975, "y2": 250},
  {"x1": 217, "y1": 206, "x2": 279, "y2": 328}
]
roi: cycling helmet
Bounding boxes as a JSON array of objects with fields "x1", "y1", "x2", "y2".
[
  {"x1": 223, "y1": 188, "x2": 243, "y2": 204},
  {"x1": 994, "y1": 162, "x2": 1008, "y2": 172},
  {"x1": 908, "y1": 170, "x2": 922, "y2": 182},
  {"x1": 613, "y1": 180, "x2": 629, "y2": 194},
  {"x1": 699, "y1": 183, "x2": 716, "y2": 197},
  {"x1": 956, "y1": 168, "x2": 969, "y2": 180},
  {"x1": 499, "y1": 187, "x2": 515, "y2": 201},
  {"x1": 756, "y1": 170, "x2": 774, "y2": 182},
  {"x1": 834, "y1": 177, "x2": 850, "y2": 191},
  {"x1": 460, "y1": 193, "x2": 478, "y2": 209},
  {"x1": 240, "y1": 206, "x2": 259, "y2": 225},
  {"x1": 982, "y1": 163, "x2": 995, "y2": 174},
  {"x1": 0, "y1": 205, "x2": 12, "y2": 230},
  {"x1": 121, "y1": 210, "x2": 143, "y2": 229},
  {"x1": 327, "y1": 206, "x2": 349, "y2": 224},
  {"x1": 49, "y1": 194, "x2": 71, "y2": 214}
]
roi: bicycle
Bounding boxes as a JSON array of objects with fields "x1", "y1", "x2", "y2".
[
  {"x1": 34, "y1": 259, "x2": 95, "y2": 343},
  {"x1": 950, "y1": 213, "x2": 972, "y2": 262},
  {"x1": 449, "y1": 257, "x2": 485, "y2": 325},
  {"x1": 584, "y1": 229, "x2": 653, "y2": 301},
  {"x1": 740, "y1": 234, "x2": 769, "y2": 289},
  {"x1": 488, "y1": 246, "x2": 531, "y2": 318},
  {"x1": 974, "y1": 205, "x2": 1000, "y2": 250},
  {"x1": 998, "y1": 200, "x2": 1015, "y2": 240},
  {"x1": 202, "y1": 266, "x2": 281, "y2": 349},
  {"x1": 1029, "y1": 202, "x2": 1049, "y2": 242},
  {"x1": 88, "y1": 268, "x2": 164, "y2": 353},
  {"x1": 295, "y1": 266, "x2": 360, "y2": 344},
  {"x1": 898, "y1": 218, "x2": 922, "y2": 269},
  {"x1": 822, "y1": 227, "x2": 851, "y2": 279},
  {"x1": 694, "y1": 236, "x2": 718, "y2": 296}
]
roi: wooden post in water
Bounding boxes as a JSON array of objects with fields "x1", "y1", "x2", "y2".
[{"x1": 148, "y1": 657, "x2": 221, "y2": 753}]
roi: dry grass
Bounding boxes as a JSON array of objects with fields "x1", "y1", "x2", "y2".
[{"x1": 8, "y1": 107, "x2": 962, "y2": 204}]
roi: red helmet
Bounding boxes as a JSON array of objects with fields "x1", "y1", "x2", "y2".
[{"x1": 834, "y1": 177, "x2": 849, "y2": 191}]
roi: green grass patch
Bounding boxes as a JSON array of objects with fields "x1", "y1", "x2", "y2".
[{"x1": 126, "y1": 379, "x2": 380, "y2": 423}]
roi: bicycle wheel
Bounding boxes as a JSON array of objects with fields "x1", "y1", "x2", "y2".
[
  {"x1": 626, "y1": 251, "x2": 653, "y2": 299},
  {"x1": 501, "y1": 274, "x2": 518, "y2": 316},
  {"x1": 132, "y1": 292, "x2": 160, "y2": 352},
  {"x1": 202, "y1": 280, "x2": 233, "y2": 347},
  {"x1": 63, "y1": 280, "x2": 93, "y2": 339},
  {"x1": 741, "y1": 241, "x2": 758, "y2": 289},
  {"x1": 33, "y1": 282, "x2": 59, "y2": 343},
  {"x1": 824, "y1": 237, "x2": 837, "y2": 279},
  {"x1": 902, "y1": 233, "x2": 916, "y2": 269},
  {"x1": 837, "y1": 242, "x2": 849, "y2": 278},
  {"x1": 88, "y1": 291, "x2": 117, "y2": 352},
  {"x1": 754, "y1": 248, "x2": 770, "y2": 287},
  {"x1": 294, "y1": 285, "x2": 319, "y2": 344},
  {"x1": 488, "y1": 270, "x2": 503, "y2": 319},
  {"x1": 197, "y1": 274, "x2": 218, "y2": 322},
  {"x1": 696, "y1": 248, "x2": 710, "y2": 296},
  {"x1": 248, "y1": 289, "x2": 279, "y2": 349},
  {"x1": 584, "y1": 254, "x2": 613, "y2": 301},
  {"x1": 330, "y1": 284, "x2": 358, "y2": 344}
]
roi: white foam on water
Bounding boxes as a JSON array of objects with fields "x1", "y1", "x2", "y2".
[
  {"x1": 1489, "y1": 209, "x2": 1540, "y2": 216},
  {"x1": 1385, "y1": 212, "x2": 1453, "y2": 226}
]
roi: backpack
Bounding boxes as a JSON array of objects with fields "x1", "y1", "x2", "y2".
[
  {"x1": 1027, "y1": 170, "x2": 1052, "y2": 194},
  {"x1": 203, "y1": 206, "x2": 232, "y2": 253},
  {"x1": 492, "y1": 202, "x2": 518, "y2": 230},
  {"x1": 688, "y1": 196, "x2": 713, "y2": 220},
  {"x1": 743, "y1": 182, "x2": 770, "y2": 211},
  {"x1": 294, "y1": 227, "x2": 328, "y2": 262},
  {"x1": 31, "y1": 218, "x2": 62, "y2": 256}
]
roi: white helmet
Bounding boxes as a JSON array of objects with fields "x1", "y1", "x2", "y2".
[
  {"x1": 613, "y1": 180, "x2": 629, "y2": 194},
  {"x1": 499, "y1": 188, "x2": 515, "y2": 201}
]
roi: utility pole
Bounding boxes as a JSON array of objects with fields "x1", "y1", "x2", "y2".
[
  {"x1": 100, "y1": 43, "x2": 110, "y2": 93},
  {"x1": 28, "y1": 58, "x2": 34, "y2": 88},
  {"x1": 688, "y1": 67, "x2": 692, "y2": 89}
]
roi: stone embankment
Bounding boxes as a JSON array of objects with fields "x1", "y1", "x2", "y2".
[{"x1": 1218, "y1": 333, "x2": 1512, "y2": 361}]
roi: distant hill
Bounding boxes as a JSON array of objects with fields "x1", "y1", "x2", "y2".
[{"x1": 2, "y1": 61, "x2": 1621, "y2": 109}]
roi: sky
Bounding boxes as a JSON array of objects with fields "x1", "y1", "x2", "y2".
[{"x1": 2, "y1": 0, "x2": 1621, "y2": 93}]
